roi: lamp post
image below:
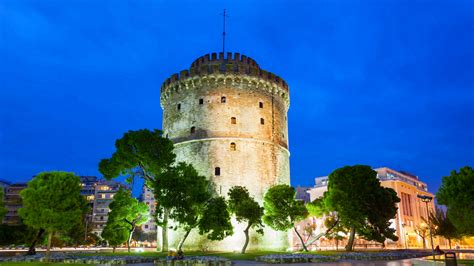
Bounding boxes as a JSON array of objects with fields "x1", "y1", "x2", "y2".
[{"x1": 417, "y1": 195, "x2": 435, "y2": 260}]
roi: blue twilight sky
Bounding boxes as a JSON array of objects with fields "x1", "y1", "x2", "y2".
[{"x1": 0, "y1": 0, "x2": 473, "y2": 195}]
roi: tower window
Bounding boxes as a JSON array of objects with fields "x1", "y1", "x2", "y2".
[
  {"x1": 259, "y1": 102, "x2": 264, "y2": 108},
  {"x1": 231, "y1": 117, "x2": 236, "y2": 124},
  {"x1": 230, "y1": 142, "x2": 236, "y2": 151},
  {"x1": 215, "y1": 167, "x2": 221, "y2": 176},
  {"x1": 199, "y1": 98, "x2": 204, "y2": 105},
  {"x1": 190, "y1": 127, "x2": 196, "y2": 134},
  {"x1": 221, "y1": 96, "x2": 226, "y2": 103},
  {"x1": 260, "y1": 118, "x2": 265, "y2": 125},
  {"x1": 177, "y1": 103, "x2": 181, "y2": 111}
]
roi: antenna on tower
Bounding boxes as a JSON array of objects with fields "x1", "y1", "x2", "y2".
[{"x1": 221, "y1": 9, "x2": 229, "y2": 54}]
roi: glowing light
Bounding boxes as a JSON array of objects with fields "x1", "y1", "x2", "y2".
[{"x1": 134, "y1": 248, "x2": 145, "y2": 253}]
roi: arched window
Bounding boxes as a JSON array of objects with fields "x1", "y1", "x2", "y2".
[
  {"x1": 215, "y1": 167, "x2": 221, "y2": 176},
  {"x1": 177, "y1": 103, "x2": 181, "y2": 111},
  {"x1": 231, "y1": 117, "x2": 236, "y2": 124},
  {"x1": 260, "y1": 118, "x2": 265, "y2": 125},
  {"x1": 199, "y1": 98, "x2": 204, "y2": 105},
  {"x1": 259, "y1": 102, "x2": 264, "y2": 108},
  {"x1": 221, "y1": 96, "x2": 226, "y2": 103},
  {"x1": 230, "y1": 142, "x2": 236, "y2": 151},
  {"x1": 190, "y1": 127, "x2": 196, "y2": 134}
]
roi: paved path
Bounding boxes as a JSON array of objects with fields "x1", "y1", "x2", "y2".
[{"x1": 233, "y1": 259, "x2": 445, "y2": 266}]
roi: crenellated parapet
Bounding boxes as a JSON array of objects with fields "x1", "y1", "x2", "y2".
[{"x1": 160, "y1": 52, "x2": 289, "y2": 107}]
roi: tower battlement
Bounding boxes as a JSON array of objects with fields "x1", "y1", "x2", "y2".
[{"x1": 161, "y1": 52, "x2": 289, "y2": 94}]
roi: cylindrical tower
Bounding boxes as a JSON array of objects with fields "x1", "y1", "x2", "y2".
[{"x1": 160, "y1": 52, "x2": 290, "y2": 251}]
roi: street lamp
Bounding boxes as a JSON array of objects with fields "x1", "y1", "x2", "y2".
[{"x1": 417, "y1": 194, "x2": 435, "y2": 260}]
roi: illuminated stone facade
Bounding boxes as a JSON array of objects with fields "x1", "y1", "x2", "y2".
[{"x1": 160, "y1": 52, "x2": 291, "y2": 251}]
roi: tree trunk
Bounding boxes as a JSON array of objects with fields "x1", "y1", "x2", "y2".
[
  {"x1": 127, "y1": 226, "x2": 135, "y2": 253},
  {"x1": 304, "y1": 218, "x2": 339, "y2": 250},
  {"x1": 422, "y1": 237, "x2": 426, "y2": 249},
  {"x1": 161, "y1": 209, "x2": 169, "y2": 252},
  {"x1": 448, "y1": 238, "x2": 452, "y2": 249},
  {"x1": 345, "y1": 227, "x2": 356, "y2": 251},
  {"x1": 113, "y1": 246, "x2": 116, "y2": 253},
  {"x1": 26, "y1": 228, "x2": 45, "y2": 256},
  {"x1": 336, "y1": 239, "x2": 339, "y2": 250},
  {"x1": 242, "y1": 223, "x2": 252, "y2": 254},
  {"x1": 46, "y1": 231, "x2": 53, "y2": 262},
  {"x1": 294, "y1": 226, "x2": 308, "y2": 252},
  {"x1": 177, "y1": 228, "x2": 192, "y2": 253}
]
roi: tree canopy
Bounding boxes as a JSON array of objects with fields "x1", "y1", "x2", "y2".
[
  {"x1": 262, "y1": 184, "x2": 309, "y2": 251},
  {"x1": 99, "y1": 129, "x2": 175, "y2": 251},
  {"x1": 152, "y1": 162, "x2": 212, "y2": 252},
  {"x1": 430, "y1": 208, "x2": 460, "y2": 249},
  {"x1": 18, "y1": 172, "x2": 87, "y2": 259},
  {"x1": 324, "y1": 165, "x2": 400, "y2": 251},
  {"x1": 105, "y1": 188, "x2": 149, "y2": 252},
  {"x1": 198, "y1": 197, "x2": 234, "y2": 241},
  {"x1": 227, "y1": 186, "x2": 264, "y2": 254},
  {"x1": 436, "y1": 166, "x2": 474, "y2": 235}
]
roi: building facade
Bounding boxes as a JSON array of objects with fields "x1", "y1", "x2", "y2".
[
  {"x1": 160, "y1": 52, "x2": 291, "y2": 251},
  {"x1": 140, "y1": 185, "x2": 157, "y2": 233},
  {"x1": 91, "y1": 179, "x2": 128, "y2": 235},
  {"x1": 306, "y1": 167, "x2": 436, "y2": 249},
  {"x1": 2, "y1": 183, "x2": 27, "y2": 225}
]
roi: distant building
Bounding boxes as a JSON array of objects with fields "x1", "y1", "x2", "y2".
[
  {"x1": 295, "y1": 186, "x2": 312, "y2": 203},
  {"x1": 80, "y1": 176, "x2": 98, "y2": 204},
  {"x1": 140, "y1": 185, "x2": 157, "y2": 233},
  {"x1": 0, "y1": 179, "x2": 10, "y2": 191},
  {"x1": 2, "y1": 183, "x2": 27, "y2": 225},
  {"x1": 91, "y1": 179, "x2": 128, "y2": 235},
  {"x1": 305, "y1": 167, "x2": 436, "y2": 249}
]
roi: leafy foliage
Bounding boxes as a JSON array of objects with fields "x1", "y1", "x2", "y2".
[
  {"x1": 98, "y1": 129, "x2": 175, "y2": 251},
  {"x1": 101, "y1": 223, "x2": 129, "y2": 251},
  {"x1": 104, "y1": 188, "x2": 149, "y2": 252},
  {"x1": 18, "y1": 172, "x2": 87, "y2": 258},
  {"x1": 324, "y1": 165, "x2": 400, "y2": 250},
  {"x1": 430, "y1": 208, "x2": 460, "y2": 248},
  {"x1": 262, "y1": 184, "x2": 309, "y2": 251},
  {"x1": 198, "y1": 197, "x2": 233, "y2": 241},
  {"x1": 152, "y1": 162, "x2": 212, "y2": 251},
  {"x1": 227, "y1": 186, "x2": 264, "y2": 253},
  {"x1": 436, "y1": 166, "x2": 474, "y2": 235}
]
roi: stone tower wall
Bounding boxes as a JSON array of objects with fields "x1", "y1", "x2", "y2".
[{"x1": 160, "y1": 52, "x2": 291, "y2": 251}]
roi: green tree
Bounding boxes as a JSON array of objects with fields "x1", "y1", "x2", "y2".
[
  {"x1": 153, "y1": 162, "x2": 212, "y2": 252},
  {"x1": 262, "y1": 184, "x2": 309, "y2": 252},
  {"x1": 430, "y1": 208, "x2": 460, "y2": 249},
  {"x1": 18, "y1": 172, "x2": 87, "y2": 260},
  {"x1": 324, "y1": 165, "x2": 400, "y2": 251},
  {"x1": 436, "y1": 166, "x2": 474, "y2": 235},
  {"x1": 324, "y1": 214, "x2": 347, "y2": 250},
  {"x1": 101, "y1": 223, "x2": 129, "y2": 253},
  {"x1": 227, "y1": 186, "x2": 264, "y2": 254},
  {"x1": 198, "y1": 197, "x2": 234, "y2": 241},
  {"x1": 106, "y1": 188, "x2": 149, "y2": 252},
  {"x1": 0, "y1": 190, "x2": 6, "y2": 220},
  {"x1": 99, "y1": 129, "x2": 175, "y2": 251}
]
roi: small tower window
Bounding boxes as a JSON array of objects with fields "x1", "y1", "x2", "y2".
[
  {"x1": 215, "y1": 167, "x2": 221, "y2": 176},
  {"x1": 259, "y1": 102, "x2": 264, "y2": 108},
  {"x1": 199, "y1": 98, "x2": 204, "y2": 105},
  {"x1": 190, "y1": 127, "x2": 196, "y2": 134},
  {"x1": 260, "y1": 118, "x2": 265, "y2": 125},
  {"x1": 177, "y1": 103, "x2": 181, "y2": 111},
  {"x1": 230, "y1": 142, "x2": 236, "y2": 151},
  {"x1": 221, "y1": 96, "x2": 226, "y2": 103},
  {"x1": 231, "y1": 117, "x2": 236, "y2": 124}
]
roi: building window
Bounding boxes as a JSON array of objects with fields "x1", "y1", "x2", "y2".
[
  {"x1": 199, "y1": 98, "x2": 204, "y2": 105},
  {"x1": 145, "y1": 224, "x2": 149, "y2": 229},
  {"x1": 215, "y1": 167, "x2": 221, "y2": 176},
  {"x1": 260, "y1": 118, "x2": 265, "y2": 125},
  {"x1": 177, "y1": 103, "x2": 181, "y2": 111},
  {"x1": 230, "y1": 142, "x2": 236, "y2": 151},
  {"x1": 190, "y1": 127, "x2": 196, "y2": 134},
  {"x1": 231, "y1": 117, "x2": 236, "y2": 124},
  {"x1": 221, "y1": 96, "x2": 226, "y2": 103},
  {"x1": 259, "y1": 102, "x2": 264, "y2": 108}
]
